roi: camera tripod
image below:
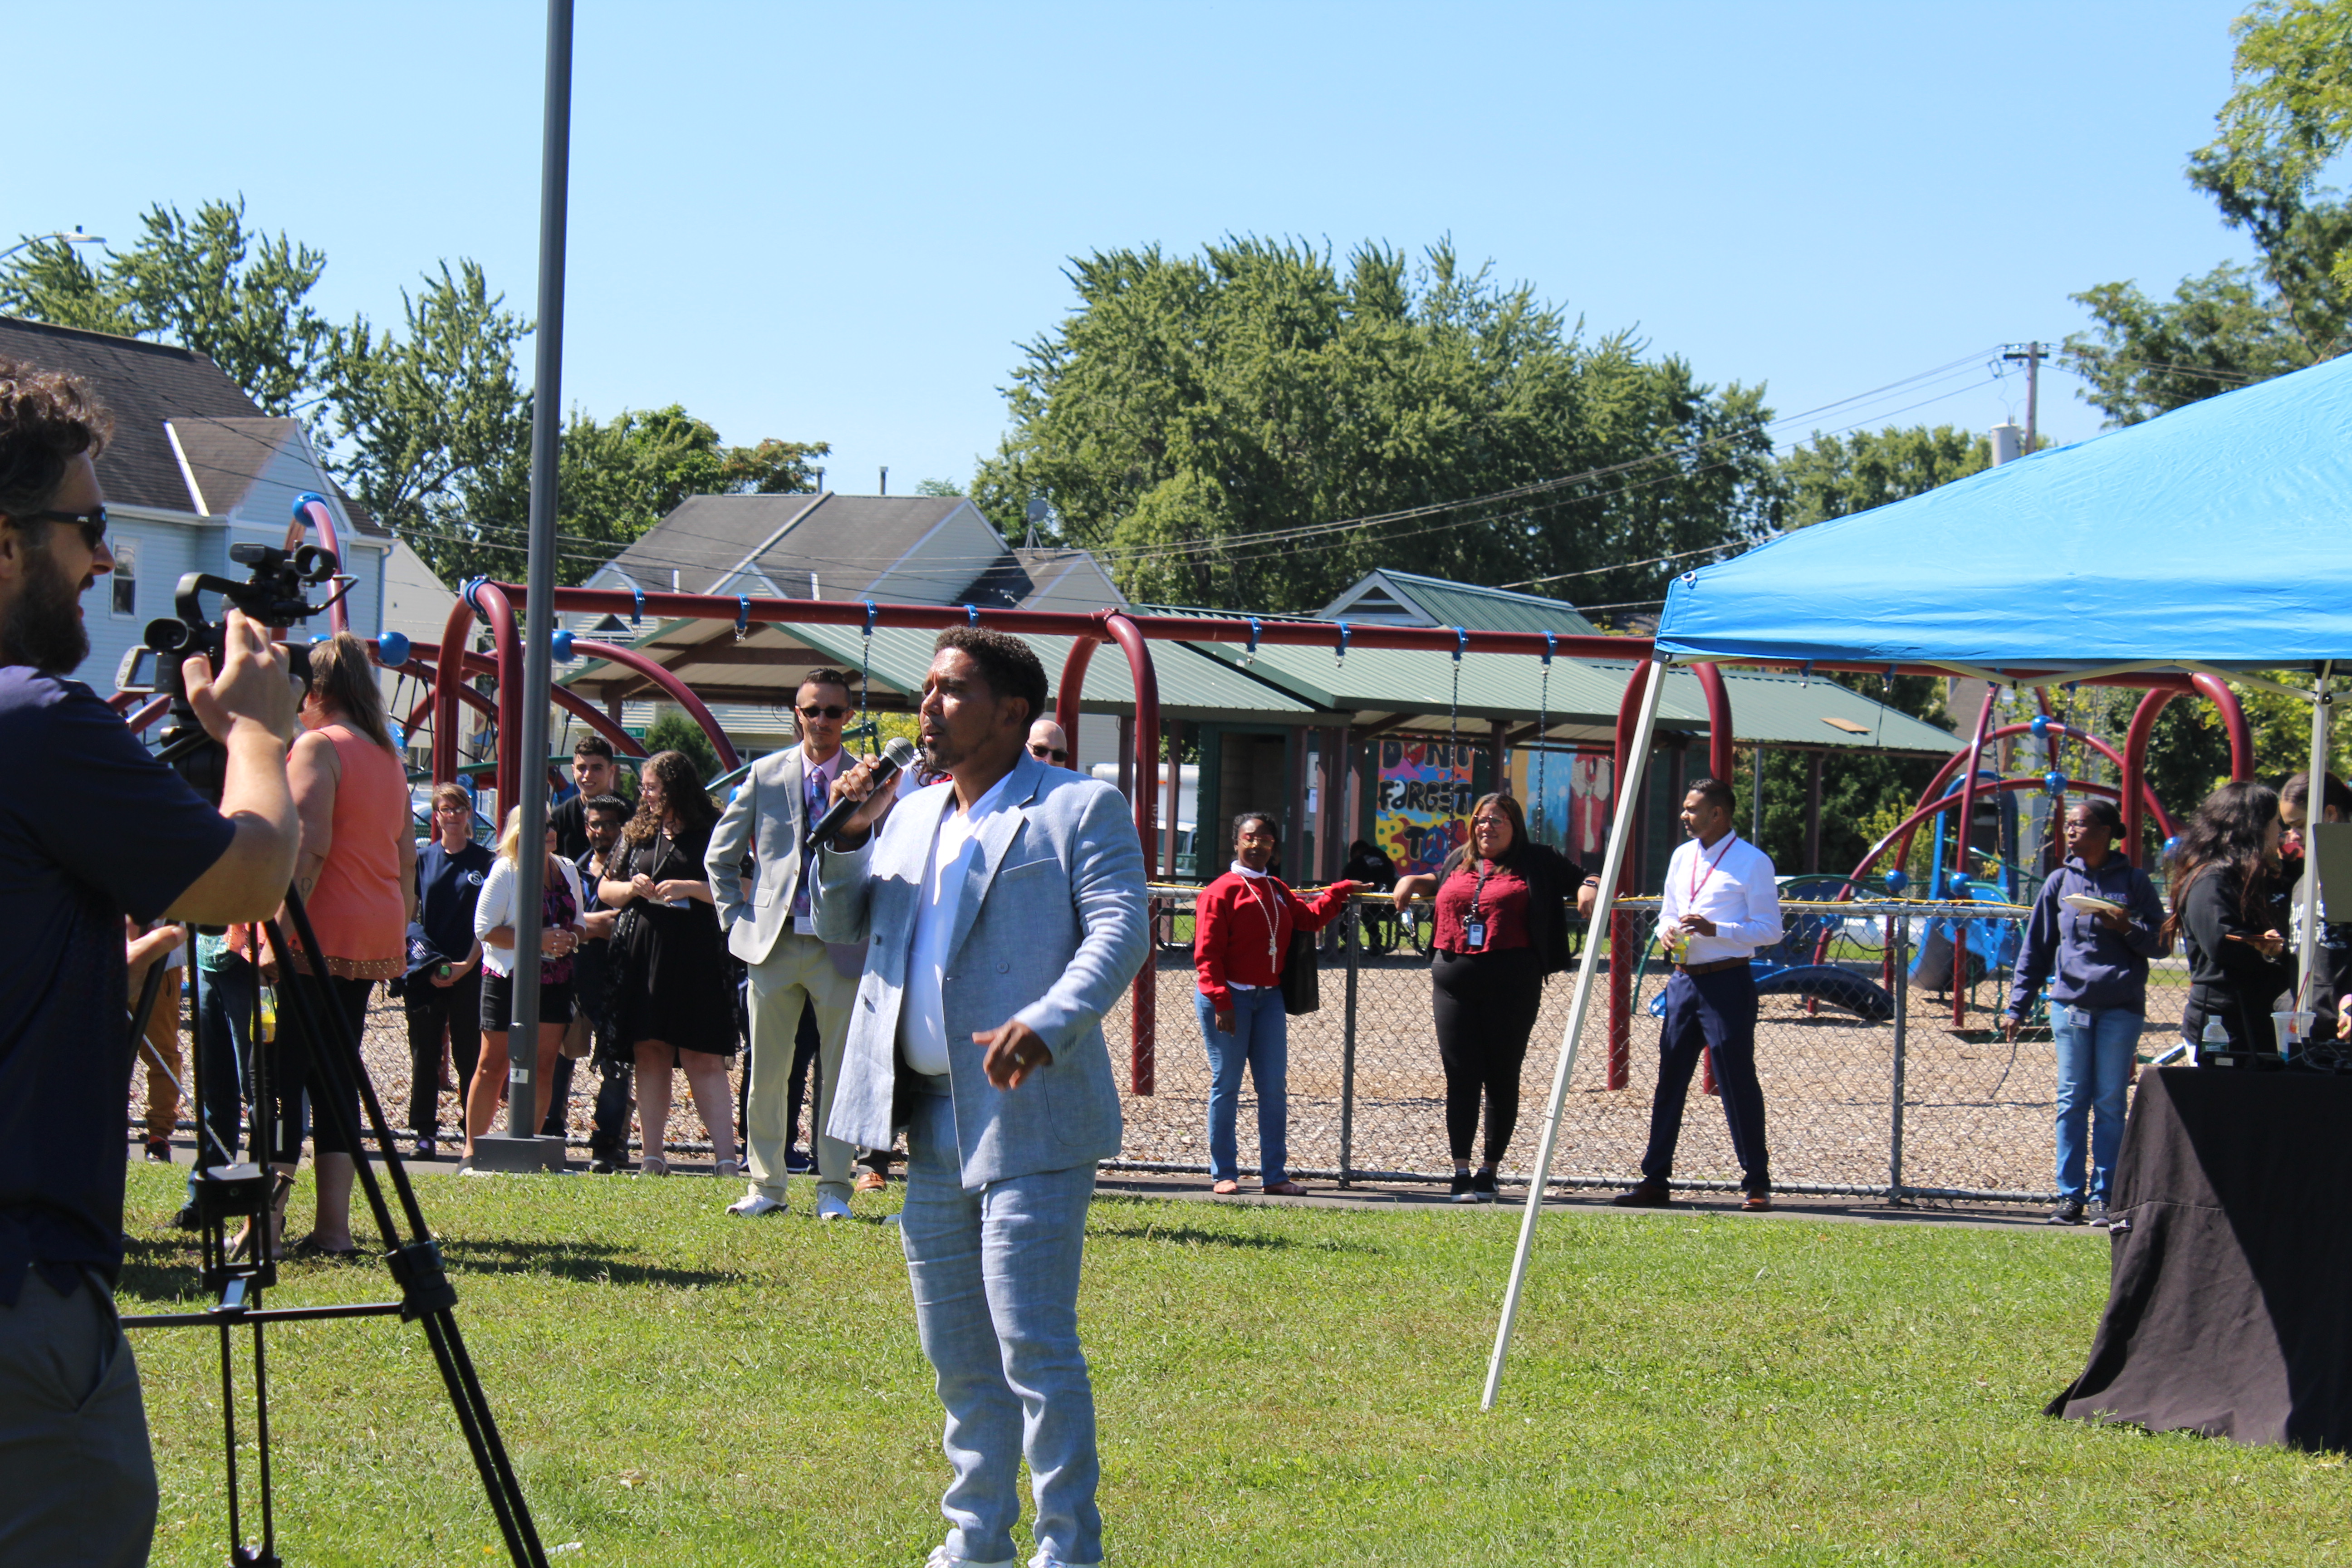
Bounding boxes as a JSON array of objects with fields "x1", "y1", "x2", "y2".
[{"x1": 118, "y1": 718, "x2": 547, "y2": 1563}]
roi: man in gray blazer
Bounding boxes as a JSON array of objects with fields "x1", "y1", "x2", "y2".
[
  {"x1": 817, "y1": 627, "x2": 1147, "y2": 1568},
  {"x1": 706, "y1": 670, "x2": 869, "y2": 1220}
]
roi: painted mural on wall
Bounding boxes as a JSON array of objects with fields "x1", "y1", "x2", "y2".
[
  {"x1": 1375, "y1": 739, "x2": 1478, "y2": 877},
  {"x1": 1515, "y1": 749, "x2": 1615, "y2": 865}
]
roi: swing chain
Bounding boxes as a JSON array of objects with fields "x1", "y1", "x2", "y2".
[
  {"x1": 858, "y1": 601, "x2": 878, "y2": 761},
  {"x1": 1532, "y1": 631, "x2": 1553, "y2": 844},
  {"x1": 1448, "y1": 628, "x2": 1466, "y2": 824}
]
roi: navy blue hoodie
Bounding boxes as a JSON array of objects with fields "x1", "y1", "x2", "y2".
[{"x1": 2005, "y1": 854, "x2": 2170, "y2": 1019}]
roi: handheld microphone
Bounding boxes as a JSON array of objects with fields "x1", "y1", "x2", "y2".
[{"x1": 811, "y1": 736, "x2": 920, "y2": 846}]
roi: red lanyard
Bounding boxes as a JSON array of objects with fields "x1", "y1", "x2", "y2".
[{"x1": 1687, "y1": 833, "x2": 1736, "y2": 905}]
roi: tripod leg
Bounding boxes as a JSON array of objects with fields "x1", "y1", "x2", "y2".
[
  {"x1": 262, "y1": 906, "x2": 548, "y2": 1568},
  {"x1": 252, "y1": 1316, "x2": 279, "y2": 1567},
  {"x1": 218, "y1": 1319, "x2": 243, "y2": 1556}
]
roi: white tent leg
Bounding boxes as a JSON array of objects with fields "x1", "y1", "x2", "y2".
[
  {"x1": 1481, "y1": 657, "x2": 1669, "y2": 1410},
  {"x1": 2299, "y1": 662, "x2": 2335, "y2": 1007}
]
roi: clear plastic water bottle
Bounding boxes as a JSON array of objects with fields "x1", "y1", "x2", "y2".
[{"x1": 2198, "y1": 1013, "x2": 2230, "y2": 1063}]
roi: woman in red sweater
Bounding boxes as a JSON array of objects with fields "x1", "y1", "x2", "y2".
[{"x1": 1192, "y1": 813, "x2": 1362, "y2": 1195}]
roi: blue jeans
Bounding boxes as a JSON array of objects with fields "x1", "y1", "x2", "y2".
[
  {"x1": 2051, "y1": 1006, "x2": 2139, "y2": 1203},
  {"x1": 1194, "y1": 988, "x2": 1289, "y2": 1184},
  {"x1": 900, "y1": 1092, "x2": 1102, "y2": 1567},
  {"x1": 194, "y1": 956, "x2": 257, "y2": 1166}
]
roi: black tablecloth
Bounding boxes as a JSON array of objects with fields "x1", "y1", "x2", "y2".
[{"x1": 2047, "y1": 1067, "x2": 2352, "y2": 1450}]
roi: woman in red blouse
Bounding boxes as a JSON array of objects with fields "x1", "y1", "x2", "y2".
[
  {"x1": 1392, "y1": 793, "x2": 1586, "y2": 1202},
  {"x1": 1192, "y1": 813, "x2": 1362, "y2": 1195}
]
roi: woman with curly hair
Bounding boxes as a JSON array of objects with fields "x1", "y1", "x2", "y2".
[
  {"x1": 599, "y1": 750, "x2": 737, "y2": 1175},
  {"x1": 2166, "y1": 779, "x2": 2295, "y2": 1054}
]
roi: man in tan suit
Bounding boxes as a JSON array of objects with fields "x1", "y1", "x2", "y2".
[{"x1": 707, "y1": 671, "x2": 868, "y2": 1219}]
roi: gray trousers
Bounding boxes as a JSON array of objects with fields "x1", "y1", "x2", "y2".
[{"x1": 0, "y1": 1268, "x2": 157, "y2": 1568}]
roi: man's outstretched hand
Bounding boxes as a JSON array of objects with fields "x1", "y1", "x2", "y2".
[{"x1": 975, "y1": 1018, "x2": 1054, "y2": 1090}]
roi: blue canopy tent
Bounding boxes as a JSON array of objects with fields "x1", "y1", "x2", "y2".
[
  {"x1": 1484, "y1": 351, "x2": 2352, "y2": 1404},
  {"x1": 1654, "y1": 348, "x2": 2352, "y2": 676}
]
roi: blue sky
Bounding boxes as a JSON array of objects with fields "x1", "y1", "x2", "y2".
[{"x1": 20, "y1": 1, "x2": 2259, "y2": 508}]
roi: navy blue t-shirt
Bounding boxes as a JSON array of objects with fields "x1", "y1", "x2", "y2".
[
  {"x1": 412, "y1": 839, "x2": 494, "y2": 972},
  {"x1": 0, "y1": 670, "x2": 236, "y2": 1301}
]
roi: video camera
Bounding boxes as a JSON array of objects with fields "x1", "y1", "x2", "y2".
[
  {"x1": 115, "y1": 538, "x2": 338, "y2": 806},
  {"x1": 136, "y1": 539, "x2": 338, "y2": 701}
]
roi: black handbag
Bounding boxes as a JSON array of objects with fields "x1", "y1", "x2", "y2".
[{"x1": 1280, "y1": 926, "x2": 1321, "y2": 1015}]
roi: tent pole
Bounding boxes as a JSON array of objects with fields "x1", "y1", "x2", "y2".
[
  {"x1": 2299, "y1": 662, "x2": 2335, "y2": 1014},
  {"x1": 1482, "y1": 657, "x2": 1669, "y2": 1410}
]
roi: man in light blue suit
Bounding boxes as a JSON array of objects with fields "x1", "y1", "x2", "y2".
[{"x1": 816, "y1": 626, "x2": 1147, "y2": 1568}]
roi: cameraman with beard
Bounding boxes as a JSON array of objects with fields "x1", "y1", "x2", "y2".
[{"x1": 0, "y1": 359, "x2": 299, "y2": 1567}]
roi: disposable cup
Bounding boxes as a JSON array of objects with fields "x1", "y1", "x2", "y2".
[{"x1": 2271, "y1": 1009, "x2": 2315, "y2": 1058}]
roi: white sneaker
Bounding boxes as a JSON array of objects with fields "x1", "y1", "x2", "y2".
[
  {"x1": 925, "y1": 1548, "x2": 1014, "y2": 1568},
  {"x1": 726, "y1": 1191, "x2": 785, "y2": 1217},
  {"x1": 816, "y1": 1191, "x2": 853, "y2": 1222}
]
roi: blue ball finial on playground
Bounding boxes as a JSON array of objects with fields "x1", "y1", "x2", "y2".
[
  {"x1": 1947, "y1": 872, "x2": 1971, "y2": 897},
  {"x1": 2043, "y1": 769, "x2": 2066, "y2": 795},
  {"x1": 2164, "y1": 836, "x2": 2180, "y2": 856},
  {"x1": 375, "y1": 630, "x2": 410, "y2": 668},
  {"x1": 292, "y1": 491, "x2": 328, "y2": 517},
  {"x1": 2029, "y1": 713, "x2": 2050, "y2": 740},
  {"x1": 1882, "y1": 867, "x2": 1908, "y2": 893},
  {"x1": 551, "y1": 627, "x2": 575, "y2": 662}
]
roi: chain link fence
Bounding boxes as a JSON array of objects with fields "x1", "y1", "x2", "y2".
[
  {"x1": 1107, "y1": 891, "x2": 2195, "y2": 1204},
  {"x1": 133, "y1": 895, "x2": 2193, "y2": 1200}
]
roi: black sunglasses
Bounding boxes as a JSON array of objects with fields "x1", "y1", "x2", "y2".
[
  {"x1": 798, "y1": 703, "x2": 851, "y2": 720},
  {"x1": 1029, "y1": 743, "x2": 1069, "y2": 763},
  {"x1": 14, "y1": 505, "x2": 106, "y2": 550}
]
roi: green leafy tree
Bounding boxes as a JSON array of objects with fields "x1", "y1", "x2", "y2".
[
  {"x1": 4, "y1": 197, "x2": 829, "y2": 592},
  {"x1": 326, "y1": 260, "x2": 534, "y2": 579},
  {"x1": 424, "y1": 406, "x2": 830, "y2": 585},
  {"x1": 915, "y1": 477, "x2": 965, "y2": 497},
  {"x1": 2066, "y1": 1, "x2": 2352, "y2": 425},
  {"x1": 1774, "y1": 425, "x2": 1990, "y2": 529},
  {"x1": 971, "y1": 237, "x2": 1776, "y2": 613},
  {"x1": 642, "y1": 710, "x2": 722, "y2": 787},
  {"x1": 1, "y1": 197, "x2": 336, "y2": 418}
]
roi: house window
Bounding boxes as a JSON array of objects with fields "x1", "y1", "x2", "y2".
[{"x1": 111, "y1": 539, "x2": 136, "y2": 617}]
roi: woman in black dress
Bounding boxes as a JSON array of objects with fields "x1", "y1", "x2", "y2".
[{"x1": 600, "y1": 750, "x2": 739, "y2": 1176}]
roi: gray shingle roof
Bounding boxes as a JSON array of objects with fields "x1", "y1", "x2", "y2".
[
  {"x1": 600, "y1": 493, "x2": 1007, "y2": 600},
  {"x1": 0, "y1": 315, "x2": 386, "y2": 534}
]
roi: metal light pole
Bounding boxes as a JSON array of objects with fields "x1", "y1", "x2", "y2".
[
  {"x1": 0, "y1": 228, "x2": 106, "y2": 263},
  {"x1": 475, "y1": 0, "x2": 574, "y2": 1171}
]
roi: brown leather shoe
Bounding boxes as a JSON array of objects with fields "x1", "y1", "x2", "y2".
[
  {"x1": 1742, "y1": 1190, "x2": 1773, "y2": 1212},
  {"x1": 1609, "y1": 1179, "x2": 1673, "y2": 1208},
  {"x1": 853, "y1": 1170, "x2": 887, "y2": 1194}
]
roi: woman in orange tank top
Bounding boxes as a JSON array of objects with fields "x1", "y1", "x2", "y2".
[{"x1": 254, "y1": 633, "x2": 415, "y2": 1259}]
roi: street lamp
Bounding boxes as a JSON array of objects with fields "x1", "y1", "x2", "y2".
[{"x1": 0, "y1": 227, "x2": 106, "y2": 263}]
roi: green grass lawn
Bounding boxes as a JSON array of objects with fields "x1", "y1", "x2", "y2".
[{"x1": 119, "y1": 1165, "x2": 2345, "y2": 1567}]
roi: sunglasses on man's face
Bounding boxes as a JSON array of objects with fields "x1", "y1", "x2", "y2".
[
  {"x1": 1028, "y1": 743, "x2": 1069, "y2": 764},
  {"x1": 798, "y1": 704, "x2": 851, "y2": 720},
  {"x1": 15, "y1": 505, "x2": 107, "y2": 551}
]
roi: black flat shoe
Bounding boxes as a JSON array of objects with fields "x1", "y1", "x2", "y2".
[
  {"x1": 1610, "y1": 1180, "x2": 1673, "y2": 1208},
  {"x1": 1471, "y1": 1168, "x2": 1499, "y2": 1202},
  {"x1": 2048, "y1": 1198, "x2": 2086, "y2": 1225},
  {"x1": 1449, "y1": 1172, "x2": 1476, "y2": 1203}
]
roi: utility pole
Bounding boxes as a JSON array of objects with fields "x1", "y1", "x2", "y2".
[{"x1": 2002, "y1": 343, "x2": 2042, "y2": 454}]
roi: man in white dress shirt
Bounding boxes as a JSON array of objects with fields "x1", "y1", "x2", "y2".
[{"x1": 1612, "y1": 776, "x2": 1783, "y2": 1211}]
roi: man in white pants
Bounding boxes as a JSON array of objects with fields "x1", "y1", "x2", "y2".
[{"x1": 707, "y1": 671, "x2": 872, "y2": 1219}]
